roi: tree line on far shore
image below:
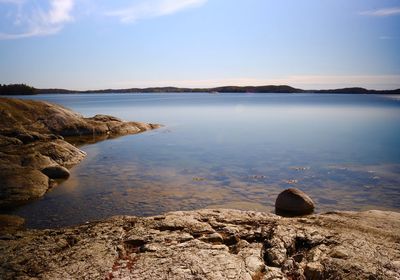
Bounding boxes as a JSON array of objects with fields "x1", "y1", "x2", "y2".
[
  {"x1": 1, "y1": 83, "x2": 399, "y2": 95},
  {"x1": 0, "y1": 84, "x2": 37, "y2": 95}
]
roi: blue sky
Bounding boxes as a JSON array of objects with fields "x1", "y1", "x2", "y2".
[{"x1": 0, "y1": 0, "x2": 399, "y2": 90}]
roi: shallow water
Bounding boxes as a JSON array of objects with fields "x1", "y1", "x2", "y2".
[{"x1": 8, "y1": 93, "x2": 400, "y2": 228}]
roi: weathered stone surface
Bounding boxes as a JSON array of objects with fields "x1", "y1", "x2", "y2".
[
  {"x1": 34, "y1": 140, "x2": 87, "y2": 167},
  {"x1": 0, "y1": 97, "x2": 161, "y2": 140},
  {"x1": 0, "y1": 97, "x2": 161, "y2": 208},
  {"x1": 0, "y1": 166, "x2": 49, "y2": 208},
  {"x1": 0, "y1": 209, "x2": 399, "y2": 280},
  {"x1": 42, "y1": 165, "x2": 70, "y2": 179},
  {"x1": 0, "y1": 214, "x2": 25, "y2": 234},
  {"x1": 0, "y1": 135, "x2": 23, "y2": 147},
  {"x1": 20, "y1": 152, "x2": 54, "y2": 169},
  {"x1": 275, "y1": 188, "x2": 315, "y2": 216},
  {"x1": 304, "y1": 262, "x2": 324, "y2": 280}
]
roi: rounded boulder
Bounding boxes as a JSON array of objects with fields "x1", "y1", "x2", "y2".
[
  {"x1": 275, "y1": 188, "x2": 315, "y2": 216},
  {"x1": 42, "y1": 165, "x2": 70, "y2": 179}
]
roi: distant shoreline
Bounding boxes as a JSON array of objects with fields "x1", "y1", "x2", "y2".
[
  {"x1": 1, "y1": 84, "x2": 400, "y2": 95},
  {"x1": 37, "y1": 85, "x2": 400, "y2": 95}
]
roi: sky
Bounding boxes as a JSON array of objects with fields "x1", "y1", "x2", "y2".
[{"x1": 0, "y1": 0, "x2": 400, "y2": 90}]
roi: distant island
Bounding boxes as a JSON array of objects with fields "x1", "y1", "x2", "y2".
[
  {"x1": 0, "y1": 84, "x2": 36, "y2": 95},
  {"x1": 1, "y1": 83, "x2": 400, "y2": 95}
]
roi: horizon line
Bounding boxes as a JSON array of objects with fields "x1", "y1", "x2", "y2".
[
  {"x1": 33, "y1": 84, "x2": 400, "y2": 92},
  {"x1": 2, "y1": 83, "x2": 400, "y2": 92}
]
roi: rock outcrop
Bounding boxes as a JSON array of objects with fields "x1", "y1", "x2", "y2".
[
  {"x1": 0, "y1": 209, "x2": 399, "y2": 280},
  {"x1": 0, "y1": 97, "x2": 160, "y2": 208}
]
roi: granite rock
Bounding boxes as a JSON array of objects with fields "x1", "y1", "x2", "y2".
[
  {"x1": 275, "y1": 188, "x2": 315, "y2": 216},
  {"x1": 0, "y1": 209, "x2": 399, "y2": 280}
]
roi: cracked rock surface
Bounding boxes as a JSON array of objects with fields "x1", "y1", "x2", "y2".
[
  {"x1": 0, "y1": 97, "x2": 161, "y2": 208},
  {"x1": 0, "y1": 209, "x2": 399, "y2": 279}
]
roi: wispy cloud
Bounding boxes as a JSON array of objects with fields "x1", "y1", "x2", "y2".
[
  {"x1": 0, "y1": 0, "x2": 206, "y2": 39},
  {"x1": 107, "y1": 0, "x2": 207, "y2": 23},
  {"x1": 360, "y1": 7, "x2": 400, "y2": 17},
  {"x1": 0, "y1": 0, "x2": 74, "y2": 40}
]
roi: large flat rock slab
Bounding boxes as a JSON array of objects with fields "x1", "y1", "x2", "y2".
[{"x1": 0, "y1": 209, "x2": 399, "y2": 279}]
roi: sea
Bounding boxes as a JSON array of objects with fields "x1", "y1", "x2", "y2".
[{"x1": 8, "y1": 93, "x2": 400, "y2": 228}]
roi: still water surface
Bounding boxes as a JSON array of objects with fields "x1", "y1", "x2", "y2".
[{"x1": 10, "y1": 93, "x2": 400, "y2": 228}]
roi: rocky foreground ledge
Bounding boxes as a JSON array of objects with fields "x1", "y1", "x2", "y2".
[
  {"x1": 0, "y1": 97, "x2": 160, "y2": 208},
  {"x1": 0, "y1": 209, "x2": 399, "y2": 279}
]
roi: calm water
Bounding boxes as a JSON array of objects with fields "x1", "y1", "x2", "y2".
[{"x1": 8, "y1": 93, "x2": 400, "y2": 228}]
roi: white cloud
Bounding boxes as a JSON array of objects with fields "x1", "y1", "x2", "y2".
[
  {"x1": 0, "y1": 0, "x2": 206, "y2": 39},
  {"x1": 360, "y1": 7, "x2": 400, "y2": 17},
  {"x1": 107, "y1": 0, "x2": 207, "y2": 23},
  {"x1": 48, "y1": 0, "x2": 74, "y2": 24},
  {"x1": 0, "y1": 0, "x2": 74, "y2": 40}
]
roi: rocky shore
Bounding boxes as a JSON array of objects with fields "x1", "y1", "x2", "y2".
[
  {"x1": 0, "y1": 97, "x2": 160, "y2": 209},
  {"x1": 1, "y1": 97, "x2": 399, "y2": 279},
  {"x1": 0, "y1": 209, "x2": 399, "y2": 279}
]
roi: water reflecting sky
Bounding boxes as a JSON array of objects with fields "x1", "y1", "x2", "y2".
[{"x1": 10, "y1": 93, "x2": 400, "y2": 228}]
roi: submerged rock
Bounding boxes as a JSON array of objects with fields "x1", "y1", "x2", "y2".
[
  {"x1": 0, "y1": 209, "x2": 399, "y2": 280},
  {"x1": 0, "y1": 97, "x2": 160, "y2": 208},
  {"x1": 275, "y1": 188, "x2": 315, "y2": 216}
]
